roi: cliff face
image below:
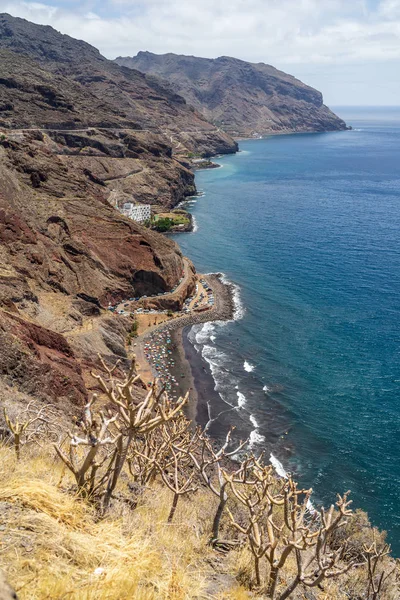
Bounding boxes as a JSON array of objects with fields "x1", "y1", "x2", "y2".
[{"x1": 117, "y1": 52, "x2": 347, "y2": 137}]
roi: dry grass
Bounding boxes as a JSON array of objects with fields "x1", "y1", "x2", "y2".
[
  {"x1": 0, "y1": 443, "x2": 398, "y2": 600},
  {"x1": 0, "y1": 444, "x2": 226, "y2": 600}
]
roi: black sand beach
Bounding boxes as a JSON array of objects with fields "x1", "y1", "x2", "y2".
[
  {"x1": 138, "y1": 273, "x2": 238, "y2": 430},
  {"x1": 166, "y1": 274, "x2": 253, "y2": 442}
]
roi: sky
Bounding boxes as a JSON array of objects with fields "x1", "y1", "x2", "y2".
[{"x1": 1, "y1": 0, "x2": 399, "y2": 105}]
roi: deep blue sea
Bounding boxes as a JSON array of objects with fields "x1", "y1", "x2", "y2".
[{"x1": 171, "y1": 107, "x2": 400, "y2": 554}]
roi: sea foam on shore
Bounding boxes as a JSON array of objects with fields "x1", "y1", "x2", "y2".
[
  {"x1": 187, "y1": 273, "x2": 269, "y2": 450},
  {"x1": 244, "y1": 360, "x2": 255, "y2": 372},
  {"x1": 218, "y1": 272, "x2": 245, "y2": 321}
]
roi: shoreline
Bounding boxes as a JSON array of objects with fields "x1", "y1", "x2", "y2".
[
  {"x1": 134, "y1": 273, "x2": 236, "y2": 423},
  {"x1": 233, "y1": 126, "x2": 349, "y2": 141}
]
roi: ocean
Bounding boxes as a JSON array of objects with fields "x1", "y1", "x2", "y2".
[{"x1": 170, "y1": 107, "x2": 400, "y2": 554}]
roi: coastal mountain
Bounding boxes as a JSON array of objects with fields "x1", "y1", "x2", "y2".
[
  {"x1": 0, "y1": 13, "x2": 209, "y2": 410},
  {"x1": 116, "y1": 52, "x2": 347, "y2": 136},
  {"x1": 0, "y1": 14, "x2": 237, "y2": 156},
  {"x1": 0, "y1": 127, "x2": 198, "y2": 407}
]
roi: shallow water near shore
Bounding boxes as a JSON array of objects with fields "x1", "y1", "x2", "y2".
[{"x1": 171, "y1": 107, "x2": 400, "y2": 554}]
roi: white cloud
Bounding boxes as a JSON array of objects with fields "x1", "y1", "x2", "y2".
[
  {"x1": 0, "y1": 0, "x2": 398, "y2": 62},
  {"x1": 0, "y1": 0, "x2": 399, "y2": 104},
  {"x1": 379, "y1": 0, "x2": 400, "y2": 18}
]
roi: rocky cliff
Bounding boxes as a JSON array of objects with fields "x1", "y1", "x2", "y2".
[{"x1": 116, "y1": 52, "x2": 347, "y2": 137}]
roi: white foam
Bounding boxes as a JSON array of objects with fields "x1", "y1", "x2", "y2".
[
  {"x1": 202, "y1": 344, "x2": 227, "y2": 365},
  {"x1": 217, "y1": 272, "x2": 245, "y2": 321},
  {"x1": 249, "y1": 414, "x2": 259, "y2": 428},
  {"x1": 263, "y1": 385, "x2": 271, "y2": 393},
  {"x1": 194, "y1": 322, "x2": 216, "y2": 345},
  {"x1": 187, "y1": 325, "x2": 198, "y2": 346},
  {"x1": 237, "y1": 391, "x2": 247, "y2": 409},
  {"x1": 248, "y1": 413, "x2": 266, "y2": 448},
  {"x1": 244, "y1": 360, "x2": 255, "y2": 373},
  {"x1": 270, "y1": 453, "x2": 288, "y2": 478},
  {"x1": 307, "y1": 498, "x2": 316, "y2": 514},
  {"x1": 192, "y1": 215, "x2": 198, "y2": 233},
  {"x1": 201, "y1": 345, "x2": 229, "y2": 383},
  {"x1": 269, "y1": 454, "x2": 316, "y2": 513},
  {"x1": 249, "y1": 430, "x2": 266, "y2": 448}
]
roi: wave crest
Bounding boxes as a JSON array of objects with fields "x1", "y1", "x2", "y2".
[
  {"x1": 244, "y1": 360, "x2": 255, "y2": 372},
  {"x1": 237, "y1": 391, "x2": 247, "y2": 409}
]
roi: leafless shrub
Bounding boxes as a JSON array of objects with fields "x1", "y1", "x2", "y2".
[
  {"x1": 3, "y1": 402, "x2": 60, "y2": 459},
  {"x1": 188, "y1": 427, "x2": 247, "y2": 544},
  {"x1": 127, "y1": 414, "x2": 191, "y2": 489},
  {"x1": 363, "y1": 540, "x2": 398, "y2": 600},
  {"x1": 54, "y1": 395, "x2": 120, "y2": 498},
  {"x1": 223, "y1": 454, "x2": 363, "y2": 598},
  {"x1": 54, "y1": 356, "x2": 188, "y2": 513}
]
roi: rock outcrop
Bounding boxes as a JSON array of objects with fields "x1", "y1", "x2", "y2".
[
  {"x1": 116, "y1": 52, "x2": 347, "y2": 137},
  {"x1": 0, "y1": 310, "x2": 87, "y2": 406}
]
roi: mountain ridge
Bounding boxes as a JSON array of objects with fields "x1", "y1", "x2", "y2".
[
  {"x1": 0, "y1": 13, "x2": 237, "y2": 156},
  {"x1": 116, "y1": 51, "x2": 347, "y2": 136}
]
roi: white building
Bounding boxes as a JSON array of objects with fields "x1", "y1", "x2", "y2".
[{"x1": 121, "y1": 202, "x2": 151, "y2": 223}]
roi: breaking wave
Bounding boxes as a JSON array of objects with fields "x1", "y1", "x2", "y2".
[
  {"x1": 237, "y1": 391, "x2": 247, "y2": 409},
  {"x1": 217, "y1": 272, "x2": 245, "y2": 321},
  {"x1": 244, "y1": 360, "x2": 255, "y2": 372},
  {"x1": 249, "y1": 414, "x2": 266, "y2": 448},
  {"x1": 270, "y1": 453, "x2": 288, "y2": 478},
  {"x1": 269, "y1": 452, "x2": 316, "y2": 512}
]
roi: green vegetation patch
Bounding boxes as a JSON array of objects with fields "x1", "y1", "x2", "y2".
[{"x1": 152, "y1": 212, "x2": 191, "y2": 232}]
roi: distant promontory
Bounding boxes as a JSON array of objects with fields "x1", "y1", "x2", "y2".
[{"x1": 115, "y1": 52, "x2": 347, "y2": 137}]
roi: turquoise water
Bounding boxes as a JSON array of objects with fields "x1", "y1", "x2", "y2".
[{"x1": 171, "y1": 107, "x2": 400, "y2": 553}]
